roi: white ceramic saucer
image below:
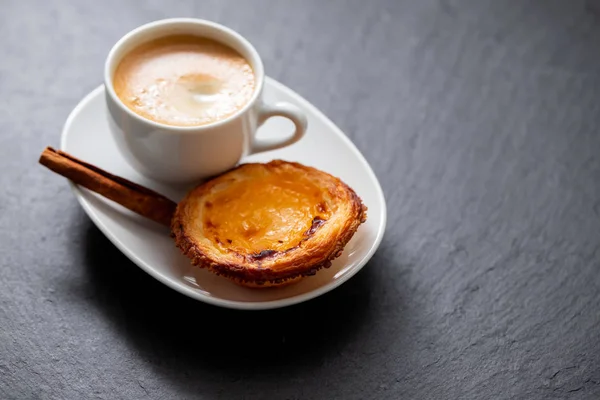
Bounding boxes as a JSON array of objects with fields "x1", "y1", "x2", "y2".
[{"x1": 61, "y1": 78, "x2": 386, "y2": 310}]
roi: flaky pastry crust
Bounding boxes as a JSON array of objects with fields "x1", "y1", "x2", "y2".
[{"x1": 171, "y1": 160, "x2": 367, "y2": 287}]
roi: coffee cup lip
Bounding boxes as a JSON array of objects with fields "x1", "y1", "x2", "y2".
[{"x1": 104, "y1": 17, "x2": 265, "y2": 133}]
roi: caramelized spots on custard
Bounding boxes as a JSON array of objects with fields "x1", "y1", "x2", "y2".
[
  {"x1": 304, "y1": 216, "x2": 326, "y2": 236},
  {"x1": 250, "y1": 249, "x2": 279, "y2": 260},
  {"x1": 203, "y1": 171, "x2": 332, "y2": 253}
]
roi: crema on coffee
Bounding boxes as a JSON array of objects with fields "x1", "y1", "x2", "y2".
[{"x1": 113, "y1": 35, "x2": 255, "y2": 126}]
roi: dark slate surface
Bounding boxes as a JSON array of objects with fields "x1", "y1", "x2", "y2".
[{"x1": 2, "y1": 0, "x2": 600, "y2": 399}]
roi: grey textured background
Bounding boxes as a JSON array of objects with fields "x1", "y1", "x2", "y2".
[{"x1": 2, "y1": 0, "x2": 600, "y2": 399}]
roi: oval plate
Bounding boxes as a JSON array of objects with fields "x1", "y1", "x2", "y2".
[{"x1": 61, "y1": 78, "x2": 386, "y2": 310}]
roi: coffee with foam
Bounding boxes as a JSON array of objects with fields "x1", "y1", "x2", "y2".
[{"x1": 113, "y1": 35, "x2": 255, "y2": 126}]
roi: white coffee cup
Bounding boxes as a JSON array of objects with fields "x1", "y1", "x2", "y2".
[{"x1": 104, "y1": 18, "x2": 307, "y2": 184}]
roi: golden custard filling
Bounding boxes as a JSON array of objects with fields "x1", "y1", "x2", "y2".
[
  {"x1": 171, "y1": 160, "x2": 368, "y2": 286},
  {"x1": 201, "y1": 171, "x2": 332, "y2": 254}
]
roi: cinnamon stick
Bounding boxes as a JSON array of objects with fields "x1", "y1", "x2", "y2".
[{"x1": 39, "y1": 147, "x2": 177, "y2": 227}]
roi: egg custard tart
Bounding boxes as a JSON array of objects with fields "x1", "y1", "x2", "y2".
[{"x1": 171, "y1": 160, "x2": 367, "y2": 286}]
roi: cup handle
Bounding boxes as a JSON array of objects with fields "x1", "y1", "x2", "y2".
[{"x1": 251, "y1": 102, "x2": 307, "y2": 154}]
